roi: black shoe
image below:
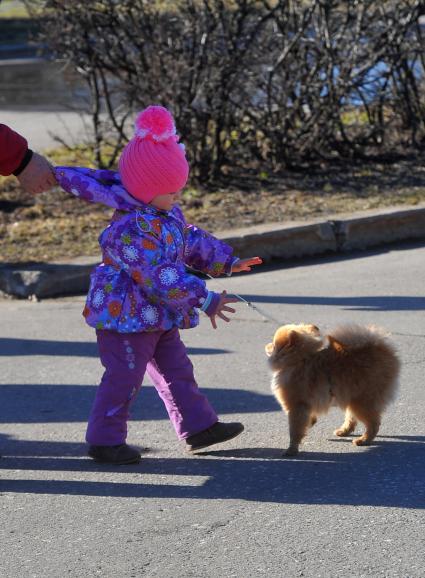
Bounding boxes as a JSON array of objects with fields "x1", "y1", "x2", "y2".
[
  {"x1": 186, "y1": 422, "x2": 244, "y2": 453},
  {"x1": 88, "y1": 443, "x2": 141, "y2": 464}
]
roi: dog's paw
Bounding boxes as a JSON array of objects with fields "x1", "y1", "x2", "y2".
[
  {"x1": 352, "y1": 436, "x2": 371, "y2": 446},
  {"x1": 284, "y1": 447, "x2": 299, "y2": 457},
  {"x1": 334, "y1": 427, "x2": 350, "y2": 437}
]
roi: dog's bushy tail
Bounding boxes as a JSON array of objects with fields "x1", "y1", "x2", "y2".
[
  {"x1": 330, "y1": 324, "x2": 390, "y2": 349},
  {"x1": 331, "y1": 324, "x2": 400, "y2": 405}
]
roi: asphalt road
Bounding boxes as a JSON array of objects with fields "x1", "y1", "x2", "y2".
[{"x1": 1, "y1": 241, "x2": 424, "y2": 578}]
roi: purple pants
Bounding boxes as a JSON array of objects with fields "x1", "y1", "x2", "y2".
[{"x1": 86, "y1": 328, "x2": 218, "y2": 446}]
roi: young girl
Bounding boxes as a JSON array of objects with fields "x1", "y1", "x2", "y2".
[{"x1": 56, "y1": 105, "x2": 262, "y2": 464}]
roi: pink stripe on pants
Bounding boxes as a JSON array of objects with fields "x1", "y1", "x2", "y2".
[{"x1": 86, "y1": 328, "x2": 218, "y2": 446}]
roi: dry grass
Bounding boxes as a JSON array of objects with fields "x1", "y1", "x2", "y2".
[{"x1": 1, "y1": 153, "x2": 425, "y2": 263}]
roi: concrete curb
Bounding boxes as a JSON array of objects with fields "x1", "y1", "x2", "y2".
[
  {"x1": 218, "y1": 203, "x2": 425, "y2": 259},
  {"x1": 2, "y1": 203, "x2": 425, "y2": 299}
]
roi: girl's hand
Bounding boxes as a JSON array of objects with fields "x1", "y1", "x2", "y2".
[
  {"x1": 209, "y1": 290, "x2": 238, "y2": 329},
  {"x1": 231, "y1": 256, "x2": 262, "y2": 273}
]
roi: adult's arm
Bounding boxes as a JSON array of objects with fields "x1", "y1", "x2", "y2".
[
  {"x1": 0, "y1": 124, "x2": 56, "y2": 193},
  {"x1": 0, "y1": 123, "x2": 31, "y2": 177}
]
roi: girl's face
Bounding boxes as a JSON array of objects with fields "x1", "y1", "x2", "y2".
[{"x1": 150, "y1": 190, "x2": 182, "y2": 212}]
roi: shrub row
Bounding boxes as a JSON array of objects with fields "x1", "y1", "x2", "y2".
[{"x1": 36, "y1": 0, "x2": 425, "y2": 183}]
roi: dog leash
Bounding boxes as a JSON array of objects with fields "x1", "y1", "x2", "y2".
[
  {"x1": 228, "y1": 290, "x2": 283, "y2": 325},
  {"x1": 205, "y1": 272, "x2": 283, "y2": 325}
]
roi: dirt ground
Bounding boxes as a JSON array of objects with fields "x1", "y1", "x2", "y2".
[{"x1": 1, "y1": 155, "x2": 425, "y2": 263}]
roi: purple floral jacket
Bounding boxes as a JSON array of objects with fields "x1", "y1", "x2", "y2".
[{"x1": 55, "y1": 167, "x2": 236, "y2": 333}]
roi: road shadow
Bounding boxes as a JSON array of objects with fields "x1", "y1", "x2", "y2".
[
  {"x1": 0, "y1": 434, "x2": 423, "y2": 509},
  {"x1": 0, "y1": 337, "x2": 231, "y2": 357},
  {"x1": 0, "y1": 383, "x2": 277, "y2": 423},
  {"x1": 236, "y1": 294, "x2": 425, "y2": 312}
]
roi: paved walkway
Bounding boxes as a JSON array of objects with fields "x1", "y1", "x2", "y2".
[
  {"x1": 1, "y1": 241, "x2": 424, "y2": 577},
  {"x1": 1, "y1": 108, "x2": 90, "y2": 151}
]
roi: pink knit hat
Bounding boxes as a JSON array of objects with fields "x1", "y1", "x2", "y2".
[{"x1": 118, "y1": 105, "x2": 189, "y2": 203}]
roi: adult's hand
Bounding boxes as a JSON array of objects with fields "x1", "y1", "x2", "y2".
[{"x1": 16, "y1": 152, "x2": 57, "y2": 194}]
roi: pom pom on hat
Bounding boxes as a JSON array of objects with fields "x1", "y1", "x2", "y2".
[
  {"x1": 119, "y1": 105, "x2": 189, "y2": 204},
  {"x1": 135, "y1": 106, "x2": 176, "y2": 142}
]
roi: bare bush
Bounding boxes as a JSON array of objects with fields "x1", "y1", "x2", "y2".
[{"x1": 32, "y1": 0, "x2": 425, "y2": 182}]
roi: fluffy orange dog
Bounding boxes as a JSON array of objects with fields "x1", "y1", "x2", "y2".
[{"x1": 265, "y1": 323, "x2": 400, "y2": 456}]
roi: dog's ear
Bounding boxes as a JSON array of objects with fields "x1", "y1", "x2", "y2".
[
  {"x1": 328, "y1": 335, "x2": 345, "y2": 352},
  {"x1": 286, "y1": 330, "x2": 299, "y2": 348}
]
